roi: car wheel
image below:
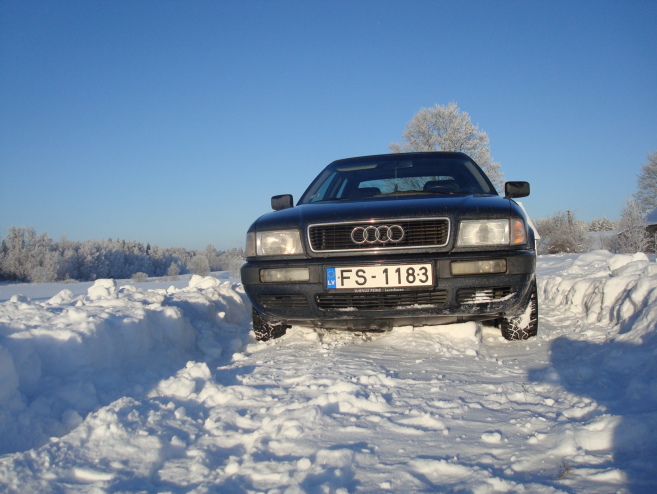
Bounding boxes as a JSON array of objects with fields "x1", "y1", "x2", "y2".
[
  {"x1": 252, "y1": 308, "x2": 289, "y2": 342},
  {"x1": 500, "y1": 281, "x2": 538, "y2": 341}
]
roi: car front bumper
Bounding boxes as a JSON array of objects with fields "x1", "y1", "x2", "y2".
[{"x1": 241, "y1": 250, "x2": 536, "y2": 330}]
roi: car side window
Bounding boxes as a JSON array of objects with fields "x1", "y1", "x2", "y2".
[
  {"x1": 308, "y1": 171, "x2": 337, "y2": 202},
  {"x1": 335, "y1": 177, "x2": 349, "y2": 199}
]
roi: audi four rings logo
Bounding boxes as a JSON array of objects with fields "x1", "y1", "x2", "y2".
[{"x1": 351, "y1": 225, "x2": 405, "y2": 244}]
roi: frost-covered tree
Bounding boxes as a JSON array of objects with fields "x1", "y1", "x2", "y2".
[
  {"x1": 389, "y1": 103, "x2": 504, "y2": 190},
  {"x1": 217, "y1": 247, "x2": 246, "y2": 271},
  {"x1": 0, "y1": 226, "x2": 245, "y2": 282},
  {"x1": 535, "y1": 211, "x2": 591, "y2": 254},
  {"x1": 59, "y1": 246, "x2": 81, "y2": 281},
  {"x1": 635, "y1": 151, "x2": 657, "y2": 214},
  {"x1": 0, "y1": 227, "x2": 30, "y2": 280},
  {"x1": 189, "y1": 254, "x2": 210, "y2": 276},
  {"x1": 615, "y1": 197, "x2": 649, "y2": 253},
  {"x1": 205, "y1": 244, "x2": 222, "y2": 271},
  {"x1": 167, "y1": 262, "x2": 181, "y2": 279},
  {"x1": 0, "y1": 227, "x2": 62, "y2": 282},
  {"x1": 589, "y1": 217, "x2": 616, "y2": 232}
]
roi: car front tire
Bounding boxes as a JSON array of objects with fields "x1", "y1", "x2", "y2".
[
  {"x1": 252, "y1": 308, "x2": 290, "y2": 342},
  {"x1": 500, "y1": 281, "x2": 538, "y2": 341}
]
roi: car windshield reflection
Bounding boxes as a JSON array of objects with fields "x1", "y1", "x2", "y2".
[{"x1": 299, "y1": 155, "x2": 496, "y2": 204}]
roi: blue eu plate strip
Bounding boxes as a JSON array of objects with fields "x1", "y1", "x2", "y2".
[{"x1": 326, "y1": 267, "x2": 336, "y2": 289}]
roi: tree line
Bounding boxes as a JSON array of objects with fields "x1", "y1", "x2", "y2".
[
  {"x1": 535, "y1": 204, "x2": 653, "y2": 255},
  {"x1": 535, "y1": 151, "x2": 656, "y2": 255},
  {"x1": 0, "y1": 227, "x2": 245, "y2": 283}
]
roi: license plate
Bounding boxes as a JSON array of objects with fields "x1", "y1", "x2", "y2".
[{"x1": 326, "y1": 264, "x2": 433, "y2": 290}]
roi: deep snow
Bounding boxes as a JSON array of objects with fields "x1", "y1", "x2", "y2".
[{"x1": 0, "y1": 252, "x2": 656, "y2": 493}]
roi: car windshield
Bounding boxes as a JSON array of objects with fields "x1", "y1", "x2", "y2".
[{"x1": 298, "y1": 155, "x2": 497, "y2": 204}]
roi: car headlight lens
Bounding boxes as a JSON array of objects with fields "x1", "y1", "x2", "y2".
[
  {"x1": 257, "y1": 230, "x2": 304, "y2": 256},
  {"x1": 457, "y1": 219, "x2": 526, "y2": 247}
]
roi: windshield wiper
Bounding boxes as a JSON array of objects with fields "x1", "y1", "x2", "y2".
[
  {"x1": 311, "y1": 197, "x2": 349, "y2": 203},
  {"x1": 378, "y1": 190, "x2": 424, "y2": 196},
  {"x1": 423, "y1": 189, "x2": 460, "y2": 195}
]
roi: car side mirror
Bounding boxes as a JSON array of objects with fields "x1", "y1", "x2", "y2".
[
  {"x1": 271, "y1": 194, "x2": 294, "y2": 211},
  {"x1": 504, "y1": 181, "x2": 530, "y2": 199}
]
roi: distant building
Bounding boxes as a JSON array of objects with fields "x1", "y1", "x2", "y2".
[
  {"x1": 646, "y1": 208, "x2": 657, "y2": 253},
  {"x1": 647, "y1": 208, "x2": 657, "y2": 237},
  {"x1": 614, "y1": 208, "x2": 657, "y2": 253}
]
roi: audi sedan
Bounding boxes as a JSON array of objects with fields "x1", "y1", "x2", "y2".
[{"x1": 241, "y1": 152, "x2": 537, "y2": 341}]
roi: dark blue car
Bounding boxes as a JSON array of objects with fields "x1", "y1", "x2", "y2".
[{"x1": 241, "y1": 152, "x2": 537, "y2": 341}]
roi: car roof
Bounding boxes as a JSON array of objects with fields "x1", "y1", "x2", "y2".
[{"x1": 330, "y1": 152, "x2": 472, "y2": 165}]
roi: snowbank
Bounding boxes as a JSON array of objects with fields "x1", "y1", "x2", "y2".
[
  {"x1": 539, "y1": 250, "x2": 657, "y2": 343},
  {"x1": 0, "y1": 276, "x2": 250, "y2": 455},
  {"x1": 535, "y1": 252, "x2": 657, "y2": 492}
]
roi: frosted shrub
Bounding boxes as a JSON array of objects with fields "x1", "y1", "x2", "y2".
[
  {"x1": 535, "y1": 212, "x2": 591, "y2": 254},
  {"x1": 616, "y1": 198, "x2": 649, "y2": 253},
  {"x1": 167, "y1": 263, "x2": 180, "y2": 280},
  {"x1": 131, "y1": 272, "x2": 148, "y2": 282},
  {"x1": 189, "y1": 255, "x2": 210, "y2": 276}
]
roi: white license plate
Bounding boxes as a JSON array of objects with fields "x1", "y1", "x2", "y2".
[{"x1": 326, "y1": 264, "x2": 433, "y2": 290}]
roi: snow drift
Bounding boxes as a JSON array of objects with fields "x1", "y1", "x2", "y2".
[
  {"x1": 0, "y1": 276, "x2": 251, "y2": 456},
  {"x1": 540, "y1": 251, "x2": 657, "y2": 343}
]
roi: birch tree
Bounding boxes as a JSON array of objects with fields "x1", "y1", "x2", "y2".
[
  {"x1": 635, "y1": 151, "x2": 657, "y2": 214},
  {"x1": 617, "y1": 197, "x2": 649, "y2": 253},
  {"x1": 390, "y1": 103, "x2": 504, "y2": 190}
]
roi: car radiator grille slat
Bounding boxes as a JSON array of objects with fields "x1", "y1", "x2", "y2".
[
  {"x1": 316, "y1": 290, "x2": 448, "y2": 310},
  {"x1": 258, "y1": 295, "x2": 309, "y2": 309},
  {"x1": 456, "y1": 287, "x2": 512, "y2": 304},
  {"x1": 309, "y1": 219, "x2": 449, "y2": 252}
]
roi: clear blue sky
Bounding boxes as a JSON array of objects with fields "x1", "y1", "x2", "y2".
[{"x1": 1, "y1": 1, "x2": 656, "y2": 251}]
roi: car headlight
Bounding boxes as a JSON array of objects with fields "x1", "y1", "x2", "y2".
[
  {"x1": 457, "y1": 219, "x2": 526, "y2": 247},
  {"x1": 247, "y1": 230, "x2": 304, "y2": 256}
]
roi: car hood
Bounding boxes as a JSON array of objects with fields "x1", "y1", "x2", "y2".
[{"x1": 251, "y1": 194, "x2": 524, "y2": 232}]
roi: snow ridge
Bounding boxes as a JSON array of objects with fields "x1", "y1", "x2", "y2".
[
  {"x1": 0, "y1": 276, "x2": 251, "y2": 456},
  {"x1": 539, "y1": 251, "x2": 657, "y2": 343}
]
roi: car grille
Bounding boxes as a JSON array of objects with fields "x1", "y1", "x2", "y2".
[
  {"x1": 308, "y1": 218, "x2": 449, "y2": 252},
  {"x1": 316, "y1": 290, "x2": 448, "y2": 310},
  {"x1": 257, "y1": 295, "x2": 309, "y2": 309},
  {"x1": 456, "y1": 287, "x2": 512, "y2": 304}
]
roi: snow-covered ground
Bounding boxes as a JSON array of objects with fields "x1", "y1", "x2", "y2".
[{"x1": 1, "y1": 252, "x2": 656, "y2": 493}]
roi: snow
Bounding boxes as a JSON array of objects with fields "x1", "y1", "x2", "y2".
[{"x1": 1, "y1": 253, "x2": 656, "y2": 493}]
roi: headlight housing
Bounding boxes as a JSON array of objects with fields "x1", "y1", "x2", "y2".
[
  {"x1": 260, "y1": 268, "x2": 309, "y2": 282},
  {"x1": 457, "y1": 219, "x2": 526, "y2": 247},
  {"x1": 245, "y1": 230, "x2": 304, "y2": 256}
]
